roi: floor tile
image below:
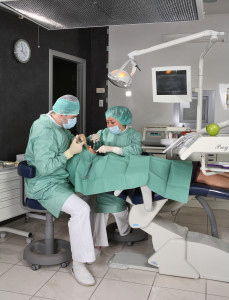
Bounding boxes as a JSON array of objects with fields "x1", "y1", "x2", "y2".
[
  {"x1": 181, "y1": 223, "x2": 207, "y2": 234},
  {"x1": 207, "y1": 295, "x2": 229, "y2": 300},
  {"x1": 154, "y1": 274, "x2": 206, "y2": 293},
  {"x1": 211, "y1": 209, "x2": 229, "y2": 218},
  {"x1": 0, "y1": 265, "x2": 55, "y2": 295},
  {"x1": 0, "y1": 242, "x2": 24, "y2": 264},
  {"x1": 175, "y1": 213, "x2": 207, "y2": 226},
  {"x1": 0, "y1": 262, "x2": 13, "y2": 276},
  {"x1": 158, "y1": 212, "x2": 176, "y2": 222},
  {"x1": 36, "y1": 271, "x2": 101, "y2": 300},
  {"x1": 178, "y1": 207, "x2": 207, "y2": 216},
  {"x1": 105, "y1": 268, "x2": 156, "y2": 285},
  {"x1": 0, "y1": 290, "x2": 31, "y2": 300},
  {"x1": 214, "y1": 216, "x2": 229, "y2": 228},
  {"x1": 207, "y1": 280, "x2": 229, "y2": 297},
  {"x1": 90, "y1": 278, "x2": 151, "y2": 300},
  {"x1": 31, "y1": 297, "x2": 54, "y2": 300},
  {"x1": 148, "y1": 286, "x2": 205, "y2": 300}
]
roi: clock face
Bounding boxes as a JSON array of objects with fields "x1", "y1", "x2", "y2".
[{"x1": 14, "y1": 39, "x2": 31, "y2": 63}]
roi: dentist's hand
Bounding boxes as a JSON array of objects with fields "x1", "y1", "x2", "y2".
[
  {"x1": 64, "y1": 138, "x2": 84, "y2": 160},
  {"x1": 77, "y1": 134, "x2": 87, "y2": 145}
]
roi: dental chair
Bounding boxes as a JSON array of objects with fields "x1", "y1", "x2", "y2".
[
  {"x1": 109, "y1": 183, "x2": 229, "y2": 282},
  {"x1": 18, "y1": 161, "x2": 71, "y2": 271}
]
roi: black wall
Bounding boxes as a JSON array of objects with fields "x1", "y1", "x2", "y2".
[{"x1": 0, "y1": 9, "x2": 108, "y2": 161}]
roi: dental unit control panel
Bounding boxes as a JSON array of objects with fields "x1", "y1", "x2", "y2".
[{"x1": 142, "y1": 125, "x2": 192, "y2": 157}]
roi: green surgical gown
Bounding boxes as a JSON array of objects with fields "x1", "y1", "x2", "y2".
[
  {"x1": 25, "y1": 115, "x2": 75, "y2": 218},
  {"x1": 87, "y1": 128, "x2": 143, "y2": 213}
]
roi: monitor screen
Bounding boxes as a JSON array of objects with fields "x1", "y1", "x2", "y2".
[{"x1": 152, "y1": 66, "x2": 191, "y2": 103}]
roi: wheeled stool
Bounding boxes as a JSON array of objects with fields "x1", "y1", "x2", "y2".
[{"x1": 18, "y1": 161, "x2": 72, "y2": 270}]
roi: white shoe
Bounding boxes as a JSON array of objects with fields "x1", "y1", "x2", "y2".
[{"x1": 72, "y1": 262, "x2": 95, "y2": 286}]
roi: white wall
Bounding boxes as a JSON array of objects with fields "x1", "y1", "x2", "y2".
[{"x1": 108, "y1": 15, "x2": 229, "y2": 133}]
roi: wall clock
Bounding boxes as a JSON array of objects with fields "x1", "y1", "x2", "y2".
[{"x1": 14, "y1": 39, "x2": 31, "y2": 63}]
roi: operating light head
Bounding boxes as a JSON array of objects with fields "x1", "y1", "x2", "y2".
[
  {"x1": 108, "y1": 59, "x2": 139, "y2": 88},
  {"x1": 108, "y1": 69, "x2": 132, "y2": 88}
]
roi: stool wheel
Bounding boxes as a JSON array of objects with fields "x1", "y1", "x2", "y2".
[
  {"x1": 61, "y1": 262, "x2": 69, "y2": 268},
  {"x1": 0, "y1": 232, "x2": 7, "y2": 238},
  {"x1": 31, "y1": 264, "x2": 40, "y2": 271},
  {"x1": 127, "y1": 241, "x2": 134, "y2": 246}
]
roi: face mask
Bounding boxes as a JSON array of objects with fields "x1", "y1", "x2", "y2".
[
  {"x1": 109, "y1": 125, "x2": 121, "y2": 135},
  {"x1": 63, "y1": 117, "x2": 77, "y2": 129}
]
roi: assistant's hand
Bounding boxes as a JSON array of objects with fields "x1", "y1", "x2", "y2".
[
  {"x1": 64, "y1": 138, "x2": 85, "y2": 160},
  {"x1": 96, "y1": 145, "x2": 123, "y2": 155},
  {"x1": 90, "y1": 134, "x2": 100, "y2": 142},
  {"x1": 96, "y1": 145, "x2": 113, "y2": 153}
]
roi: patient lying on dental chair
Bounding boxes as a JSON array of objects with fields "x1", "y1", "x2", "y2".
[{"x1": 67, "y1": 147, "x2": 229, "y2": 207}]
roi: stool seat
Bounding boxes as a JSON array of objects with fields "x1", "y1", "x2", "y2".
[{"x1": 26, "y1": 198, "x2": 46, "y2": 210}]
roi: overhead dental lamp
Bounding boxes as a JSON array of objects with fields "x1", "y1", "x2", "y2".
[
  {"x1": 108, "y1": 59, "x2": 140, "y2": 88},
  {"x1": 108, "y1": 30, "x2": 224, "y2": 89},
  {"x1": 108, "y1": 30, "x2": 225, "y2": 131}
]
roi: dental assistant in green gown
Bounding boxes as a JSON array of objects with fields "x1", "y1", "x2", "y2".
[
  {"x1": 25, "y1": 95, "x2": 96, "y2": 287},
  {"x1": 87, "y1": 106, "x2": 142, "y2": 251}
]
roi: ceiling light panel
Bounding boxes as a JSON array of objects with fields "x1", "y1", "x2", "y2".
[{"x1": 1, "y1": 0, "x2": 204, "y2": 30}]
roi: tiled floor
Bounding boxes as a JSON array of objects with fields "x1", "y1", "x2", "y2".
[{"x1": 0, "y1": 207, "x2": 229, "y2": 300}]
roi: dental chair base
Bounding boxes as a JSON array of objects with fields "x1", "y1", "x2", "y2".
[
  {"x1": 109, "y1": 191, "x2": 229, "y2": 282},
  {"x1": 106, "y1": 222, "x2": 148, "y2": 246}
]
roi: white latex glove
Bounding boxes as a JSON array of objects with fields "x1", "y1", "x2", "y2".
[
  {"x1": 96, "y1": 145, "x2": 123, "y2": 155},
  {"x1": 90, "y1": 134, "x2": 100, "y2": 142},
  {"x1": 64, "y1": 139, "x2": 84, "y2": 160}
]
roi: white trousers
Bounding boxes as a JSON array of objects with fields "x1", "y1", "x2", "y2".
[
  {"x1": 92, "y1": 207, "x2": 131, "y2": 247},
  {"x1": 62, "y1": 194, "x2": 95, "y2": 263}
]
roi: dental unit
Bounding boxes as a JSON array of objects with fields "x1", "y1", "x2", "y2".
[{"x1": 108, "y1": 30, "x2": 229, "y2": 283}]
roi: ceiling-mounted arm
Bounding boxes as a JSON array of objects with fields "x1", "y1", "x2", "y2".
[
  {"x1": 127, "y1": 30, "x2": 224, "y2": 59},
  {"x1": 108, "y1": 30, "x2": 225, "y2": 130}
]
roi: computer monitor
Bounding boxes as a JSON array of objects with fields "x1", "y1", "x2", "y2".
[
  {"x1": 152, "y1": 66, "x2": 191, "y2": 103},
  {"x1": 174, "y1": 90, "x2": 215, "y2": 129}
]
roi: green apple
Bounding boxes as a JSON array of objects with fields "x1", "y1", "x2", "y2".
[{"x1": 206, "y1": 123, "x2": 220, "y2": 136}]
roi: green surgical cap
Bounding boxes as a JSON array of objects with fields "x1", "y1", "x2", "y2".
[
  {"x1": 105, "y1": 106, "x2": 132, "y2": 125},
  {"x1": 52, "y1": 95, "x2": 80, "y2": 115}
]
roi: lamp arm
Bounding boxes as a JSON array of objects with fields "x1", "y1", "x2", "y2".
[{"x1": 127, "y1": 30, "x2": 224, "y2": 59}]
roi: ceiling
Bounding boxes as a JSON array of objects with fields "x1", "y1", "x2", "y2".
[
  {"x1": 0, "y1": 0, "x2": 228, "y2": 30},
  {"x1": 0, "y1": 0, "x2": 204, "y2": 30}
]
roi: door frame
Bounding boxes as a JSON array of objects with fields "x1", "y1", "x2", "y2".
[{"x1": 49, "y1": 49, "x2": 86, "y2": 134}]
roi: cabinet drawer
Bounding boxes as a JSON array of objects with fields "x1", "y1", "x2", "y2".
[
  {"x1": 0, "y1": 196, "x2": 20, "y2": 209},
  {"x1": 0, "y1": 189, "x2": 20, "y2": 201},
  {"x1": 0, "y1": 169, "x2": 19, "y2": 183},
  {"x1": 0, "y1": 179, "x2": 20, "y2": 191},
  {"x1": 0, "y1": 203, "x2": 25, "y2": 222}
]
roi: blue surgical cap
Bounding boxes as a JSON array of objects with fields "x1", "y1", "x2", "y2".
[
  {"x1": 105, "y1": 106, "x2": 132, "y2": 125},
  {"x1": 52, "y1": 95, "x2": 80, "y2": 115}
]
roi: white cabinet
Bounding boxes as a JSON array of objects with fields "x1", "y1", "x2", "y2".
[{"x1": 0, "y1": 167, "x2": 26, "y2": 222}]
